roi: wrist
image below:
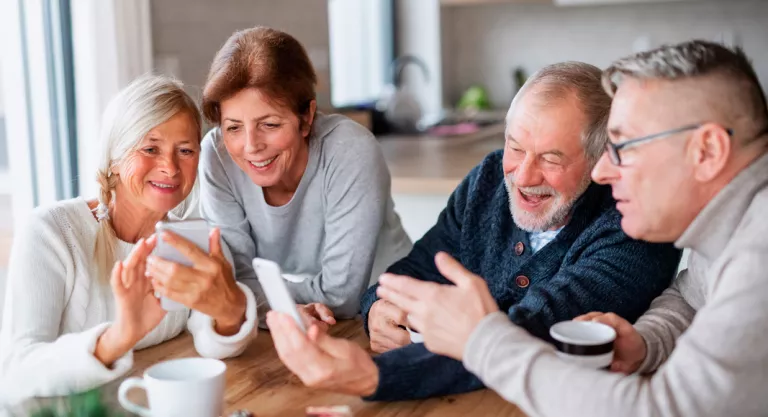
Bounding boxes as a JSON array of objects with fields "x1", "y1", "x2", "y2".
[
  {"x1": 214, "y1": 288, "x2": 247, "y2": 335},
  {"x1": 94, "y1": 325, "x2": 134, "y2": 366}
]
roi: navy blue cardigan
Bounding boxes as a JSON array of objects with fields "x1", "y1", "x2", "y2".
[{"x1": 360, "y1": 150, "x2": 681, "y2": 401}]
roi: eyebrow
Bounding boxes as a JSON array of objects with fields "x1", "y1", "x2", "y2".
[
  {"x1": 148, "y1": 137, "x2": 194, "y2": 145},
  {"x1": 506, "y1": 137, "x2": 566, "y2": 158},
  {"x1": 223, "y1": 114, "x2": 281, "y2": 124}
]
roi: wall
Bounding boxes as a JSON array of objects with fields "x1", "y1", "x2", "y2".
[
  {"x1": 441, "y1": 0, "x2": 768, "y2": 108},
  {"x1": 150, "y1": 0, "x2": 332, "y2": 108}
]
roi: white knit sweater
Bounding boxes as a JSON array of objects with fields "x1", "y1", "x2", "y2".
[{"x1": 0, "y1": 198, "x2": 258, "y2": 404}]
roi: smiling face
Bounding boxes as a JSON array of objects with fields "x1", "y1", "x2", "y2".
[
  {"x1": 219, "y1": 88, "x2": 315, "y2": 194},
  {"x1": 112, "y1": 111, "x2": 200, "y2": 215},
  {"x1": 503, "y1": 88, "x2": 593, "y2": 232}
]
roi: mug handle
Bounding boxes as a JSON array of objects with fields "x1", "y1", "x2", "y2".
[{"x1": 118, "y1": 377, "x2": 152, "y2": 417}]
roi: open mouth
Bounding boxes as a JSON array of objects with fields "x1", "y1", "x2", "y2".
[
  {"x1": 249, "y1": 155, "x2": 277, "y2": 170},
  {"x1": 149, "y1": 181, "x2": 180, "y2": 193},
  {"x1": 518, "y1": 188, "x2": 553, "y2": 206}
]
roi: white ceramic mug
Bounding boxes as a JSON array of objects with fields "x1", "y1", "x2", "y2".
[
  {"x1": 549, "y1": 321, "x2": 616, "y2": 369},
  {"x1": 118, "y1": 358, "x2": 226, "y2": 417}
]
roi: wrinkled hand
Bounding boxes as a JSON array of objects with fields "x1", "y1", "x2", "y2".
[
  {"x1": 147, "y1": 228, "x2": 246, "y2": 335},
  {"x1": 298, "y1": 303, "x2": 336, "y2": 332},
  {"x1": 376, "y1": 252, "x2": 499, "y2": 361},
  {"x1": 267, "y1": 311, "x2": 379, "y2": 397},
  {"x1": 368, "y1": 299, "x2": 410, "y2": 353},
  {"x1": 96, "y1": 236, "x2": 166, "y2": 366},
  {"x1": 575, "y1": 312, "x2": 647, "y2": 374}
]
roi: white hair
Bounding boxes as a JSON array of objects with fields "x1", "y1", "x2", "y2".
[
  {"x1": 507, "y1": 61, "x2": 612, "y2": 165},
  {"x1": 93, "y1": 74, "x2": 202, "y2": 283}
]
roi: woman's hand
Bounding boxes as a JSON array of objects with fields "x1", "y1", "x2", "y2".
[
  {"x1": 147, "y1": 228, "x2": 247, "y2": 336},
  {"x1": 297, "y1": 303, "x2": 336, "y2": 332},
  {"x1": 96, "y1": 236, "x2": 166, "y2": 366}
]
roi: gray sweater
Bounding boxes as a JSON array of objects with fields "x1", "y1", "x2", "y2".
[
  {"x1": 199, "y1": 113, "x2": 412, "y2": 319},
  {"x1": 462, "y1": 152, "x2": 768, "y2": 417}
]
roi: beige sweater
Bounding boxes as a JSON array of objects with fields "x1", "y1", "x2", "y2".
[
  {"x1": 0, "y1": 198, "x2": 258, "y2": 405},
  {"x1": 463, "y1": 153, "x2": 768, "y2": 417}
]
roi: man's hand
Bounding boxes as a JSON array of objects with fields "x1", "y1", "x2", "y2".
[
  {"x1": 267, "y1": 312, "x2": 379, "y2": 397},
  {"x1": 376, "y1": 252, "x2": 499, "y2": 360},
  {"x1": 368, "y1": 299, "x2": 410, "y2": 353},
  {"x1": 575, "y1": 312, "x2": 647, "y2": 374}
]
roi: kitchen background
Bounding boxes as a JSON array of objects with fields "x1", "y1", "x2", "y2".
[{"x1": 0, "y1": 0, "x2": 766, "y2": 307}]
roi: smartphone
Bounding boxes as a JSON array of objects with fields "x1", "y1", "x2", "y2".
[
  {"x1": 153, "y1": 219, "x2": 210, "y2": 311},
  {"x1": 252, "y1": 258, "x2": 306, "y2": 333}
]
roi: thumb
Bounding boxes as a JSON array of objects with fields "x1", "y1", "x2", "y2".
[
  {"x1": 209, "y1": 227, "x2": 224, "y2": 258},
  {"x1": 434, "y1": 252, "x2": 478, "y2": 288}
]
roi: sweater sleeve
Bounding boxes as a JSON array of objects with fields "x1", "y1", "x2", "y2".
[
  {"x1": 0, "y1": 213, "x2": 132, "y2": 401},
  {"x1": 363, "y1": 204, "x2": 680, "y2": 402},
  {"x1": 464, "y1": 251, "x2": 768, "y2": 417},
  {"x1": 187, "y1": 282, "x2": 258, "y2": 359},
  {"x1": 633, "y1": 272, "x2": 697, "y2": 374},
  {"x1": 506, "y1": 214, "x2": 681, "y2": 341},
  {"x1": 282, "y1": 129, "x2": 390, "y2": 319},
  {"x1": 199, "y1": 131, "x2": 271, "y2": 324}
]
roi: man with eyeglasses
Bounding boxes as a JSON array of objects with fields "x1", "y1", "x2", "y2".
[
  {"x1": 265, "y1": 62, "x2": 681, "y2": 401},
  {"x1": 373, "y1": 40, "x2": 768, "y2": 416}
]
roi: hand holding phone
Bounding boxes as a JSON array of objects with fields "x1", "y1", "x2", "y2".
[
  {"x1": 153, "y1": 219, "x2": 210, "y2": 311},
  {"x1": 252, "y1": 258, "x2": 306, "y2": 333}
]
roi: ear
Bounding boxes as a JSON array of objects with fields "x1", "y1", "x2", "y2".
[
  {"x1": 688, "y1": 123, "x2": 731, "y2": 182},
  {"x1": 300, "y1": 100, "x2": 317, "y2": 139}
]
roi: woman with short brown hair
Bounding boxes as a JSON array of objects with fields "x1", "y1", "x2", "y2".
[{"x1": 199, "y1": 27, "x2": 412, "y2": 322}]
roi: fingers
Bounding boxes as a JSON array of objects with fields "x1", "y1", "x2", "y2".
[
  {"x1": 110, "y1": 261, "x2": 124, "y2": 293},
  {"x1": 309, "y1": 303, "x2": 336, "y2": 325},
  {"x1": 370, "y1": 329, "x2": 411, "y2": 353},
  {"x1": 159, "y1": 231, "x2": 213, "y2": 269},
  {"x1": 574, "y1": 312, "x2": 604, "y2": 322},
  {"x1": 434, "y1": 252, "x2": 480, "y2": 288},
  {"x1": 147, "y1": 257, "x2": 201, "y2": 296},
  {"x1": 591, "y1": 312, "x2": 632, "y2": 334},
  {"x1": 377, "y1": 275, "x2": 431, "y2": 314},
  {"x1": 208, "y1": 228, "x2": 224, "y2": 259}
]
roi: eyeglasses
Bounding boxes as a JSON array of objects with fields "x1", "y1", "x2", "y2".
[{"x1": 604, "y1": 124, "x2": 734, "y2": 166}]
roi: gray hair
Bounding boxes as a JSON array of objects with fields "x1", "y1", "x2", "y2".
[
  {"x1": 603, "y1": 40, "x2": 768, "y2": 145},
  {"x1": 94, "y1": 74, "x2": 202, "y2": 283},
  {"x1": 508, "y1": 61, "x2": 612, "y2": 165}
]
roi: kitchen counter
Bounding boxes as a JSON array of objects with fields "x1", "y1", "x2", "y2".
[{"x1": 377, "y1": 123, "x2": 506, "y2": 194}]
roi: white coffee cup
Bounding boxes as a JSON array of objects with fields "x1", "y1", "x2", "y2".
[
  {"x1": 118, "y1": 358, "x2": 226, "y2": 417},
  {"x1": 549, "y1": 321, "x2": 616, "y2": 369}
]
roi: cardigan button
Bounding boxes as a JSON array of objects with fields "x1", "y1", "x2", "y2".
[
  {"x1": 514, "y1": 242, "x2": 525, "y2": 256},
  {"x1": 515, "y1": 275, "x2": 530, "y2": 288}
]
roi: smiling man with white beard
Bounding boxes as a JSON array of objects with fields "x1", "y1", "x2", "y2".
[{"x1": 265, "y1": 62, "x2": 684, "y2": 402}]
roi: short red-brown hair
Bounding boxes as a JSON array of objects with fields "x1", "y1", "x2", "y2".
[{"x1": 202, "y1": 26, "x2": 317, "y2": 125}]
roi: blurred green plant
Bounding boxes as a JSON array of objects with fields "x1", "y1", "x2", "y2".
[{"x1": 25, "y1": 389, "x2": 123, "y2": 417}]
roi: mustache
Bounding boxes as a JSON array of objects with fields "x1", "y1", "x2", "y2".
[{"x1": 505, "y1": 174, "x2": 558, "y2": 196}]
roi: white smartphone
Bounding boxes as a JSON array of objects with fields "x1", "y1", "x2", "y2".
[
  {"x1": 252, "y1": 258, "x2": 306, "y2": 333},
  {"x1": 153, "y1": 219, "x2": 210, "y2": 311}
]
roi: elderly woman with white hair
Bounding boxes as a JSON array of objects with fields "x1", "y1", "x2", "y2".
[{"x1": 0, "y1": 75, "x2": 257, "y2": 402}]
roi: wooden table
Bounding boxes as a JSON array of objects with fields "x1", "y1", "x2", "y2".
[{"x1": 122, "y1": 319, "x2": 525, "y2": 417}]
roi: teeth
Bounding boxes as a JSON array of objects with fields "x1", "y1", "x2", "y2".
[
  {"x1": 250, "y1": 156, "x2": 276, "y2": 168},
  {"x1": 151, "y1": 182, "x2": 175, "y2": 189}
]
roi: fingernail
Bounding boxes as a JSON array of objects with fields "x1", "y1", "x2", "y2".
[{"x1": 147, "y1": 256, "x2": 155, "y2": 264}]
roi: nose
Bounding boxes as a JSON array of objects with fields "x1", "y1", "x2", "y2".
[
  {"x1": 244, "y1": 125, "x2": 266, "y2": 155},
  {"x1": 514, "y1": 154, "x2": 542, "y2": 187},
  {"x1": 591, "y1": 151, "x2": 619, "y2": 185},
  {"x1": 158, "y1": 153, "x2": 180, "y2": 177}
]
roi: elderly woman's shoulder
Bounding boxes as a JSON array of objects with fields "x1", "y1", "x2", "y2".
[
  {"x1": 22, "y1": 198, "x2": 95, "y2": 237},
  {"x1": 315, "y1": 113, "x2": 381, "y2": 155}
]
